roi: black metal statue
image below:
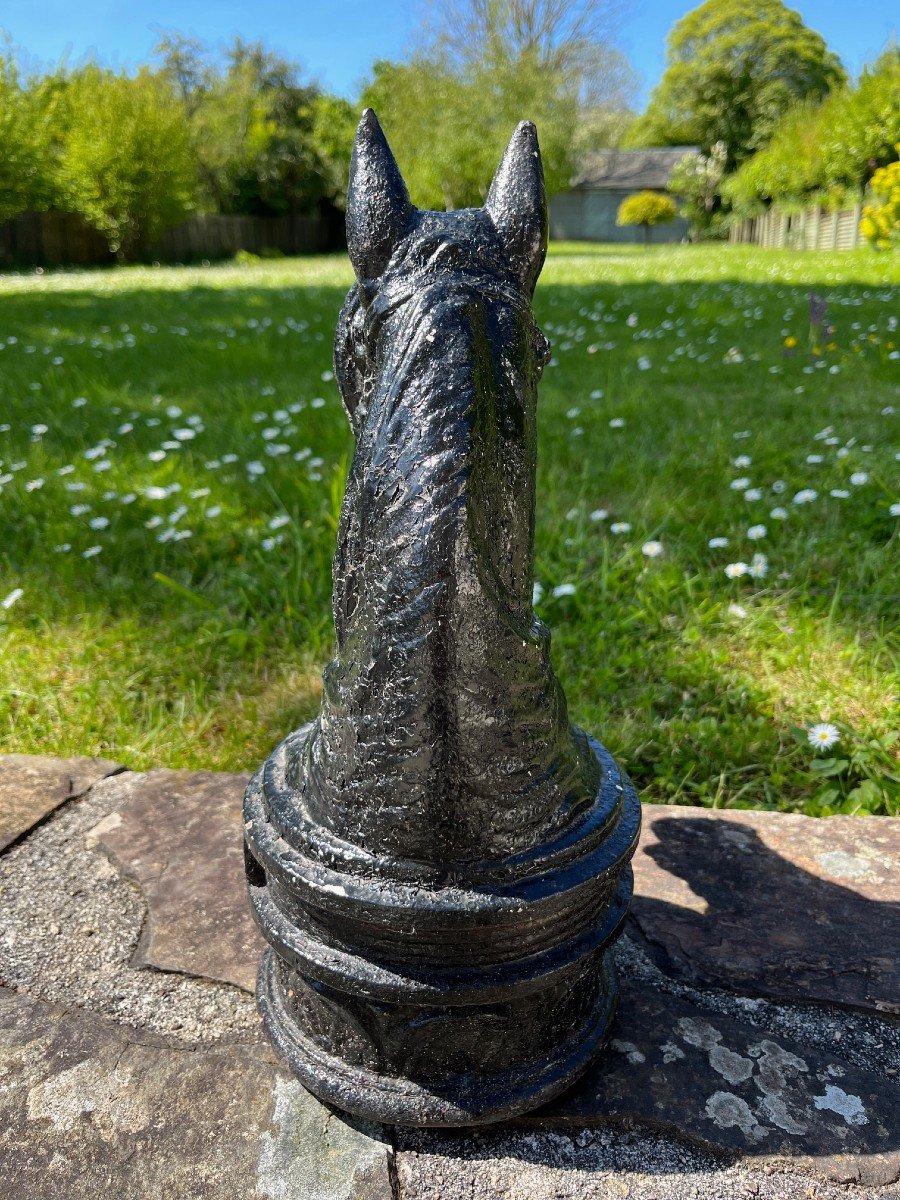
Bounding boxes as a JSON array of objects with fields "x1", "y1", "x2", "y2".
[{"x1": 243, "y1": 110, "x2": 640, "y2": 1126}]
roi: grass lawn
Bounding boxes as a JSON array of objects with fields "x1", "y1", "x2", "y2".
[{"x1": 0, "y1": 242, "x2": 897, "y2": 815}]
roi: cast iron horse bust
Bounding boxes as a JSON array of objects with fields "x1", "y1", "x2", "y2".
[{"x1": 243, "y1": 110, "x2": 640, "y2": 1126}]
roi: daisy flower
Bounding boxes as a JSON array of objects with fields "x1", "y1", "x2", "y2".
[
  {"x1": 641, "y1": 541, "x2": 663, "y2": 558},
  {"x1": 807, "y1": 723, "x2": 840, "y2": 752},
  {"x1": 749, "y1": 553, "x2": 768, "y2": 578},
  {"x1": 747, "y1": 525, "x2": 766, "y2": 541},
  {"x1": 724, "y1": 562, "x2": 748, "y2": 578}
]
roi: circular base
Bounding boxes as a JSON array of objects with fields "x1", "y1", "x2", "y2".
[{"x1": 257, "y1": 947, "x2": 619, "y2": 1127}]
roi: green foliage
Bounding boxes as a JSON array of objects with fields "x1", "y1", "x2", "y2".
[
  {"x1": 860, "y1": 157, "x2": 900, "y2": 249},
  {"x1": 304, "y1": 94, "x2": 358, "y2": 208},
  {"x1": 362, "y1": 51, "x2": 578, "y2": 209},
  {"x1": 155, "y1": 35, "x2": 353, "y2": 218},
  {"x1": 0, "y1": 47, "x2": 63, "y2": 221},
  {"x1": 55, "y1": 65, "x2": 195, "y2": 259},
  {"x1": 724, "y1": 49, "x2": 900, "y2": 213},
  {"x1": 668, "y1": 142, "x2": 727, "y2": 238},
  {"x1": 359, "y1": 0, "x2": 634, "y2": 209},
  {"x1": 617, "y1": 191, "x2": 677, "y2": 239},
  {"x1": 799, "y1": 728, "x2": 899, "y2": 816},
  {"x1": 626, "y1": 0, "x2": 845, "y2": 169}
]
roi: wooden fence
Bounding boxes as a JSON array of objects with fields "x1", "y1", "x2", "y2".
[
  {"x1": 729, "y1": 204, "x2": 864, "y2": 250},
  {"x1": 0, "y1": 209, "x2": 344, "y2": 267}
]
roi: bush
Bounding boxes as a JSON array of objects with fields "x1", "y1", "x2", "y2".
[
  {"x1": 58, "y1": 66, "x2": 195, "y2": 259},
  {"x1": 860, "y1": 157, "x2": 900, "y2": 249},
  {"x1": 617, "y1": 191, "x2": 677, "y2": 242},
  {"x1": 724, "y1": 48, "x2": 900, "y2": 213},
  {"x1": 0, "y1": 48, "x2": 62, "y2": 221},
  {"x1": 668, "y1": 142, "x2": 727, "y2": 238}
]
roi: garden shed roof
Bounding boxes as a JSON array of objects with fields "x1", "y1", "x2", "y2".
[{"x1": 571, "y1": 147, "x2": 698, "y2": 191}]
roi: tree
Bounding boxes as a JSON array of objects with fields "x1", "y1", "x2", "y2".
[
  {"x1": 155, "y1": 34, "x2": 355, "y2": 216},
  {"x1": 360, "y1": 0, "x2": 634, "y2": 210},
  {"x1": 0, "y1": 45, "x2": 63, "y2": 221},
  {"x1": 723, "y1": 48, "x2": 900, "y2": 213},
  {"x1": 57, "y1": 65, "x2": 195, "y2": 259},
  {"x1": 303, "y1": 94, "x2": 358, "y2": 208},
  {"x1": 668, "y1": 141, "x2": 727, "y2": 238},
  {"x1": 625, "y1": 0, "x2": 845, "y2": 169},
  {"x1": 616, "y1": 190, "x2": 676, "y2": 243}
]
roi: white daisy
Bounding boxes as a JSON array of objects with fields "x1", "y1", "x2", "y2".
[
  {"x1": 807, "y1": 723, "x2": 840, "y2": 752},
  {"x1": 747, "y1": 525, "x2": 767, "y2": 541},
  {"x1": 749, "y1": 553, "x2": 768, "y2": 578},
  {"x1": 641, "y1": 541, "x2": 663, "y2": 558},
  {"x1": 724, "y1": 562, "x2": 748, "y2": 578}
]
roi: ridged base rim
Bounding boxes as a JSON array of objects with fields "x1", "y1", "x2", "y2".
[
  {"x1": 257, "y1": 948, "x2": 620, "y2": 1127},
  {"x1": 248, "y1": 868, "x2": 632, "y2": 1005}
]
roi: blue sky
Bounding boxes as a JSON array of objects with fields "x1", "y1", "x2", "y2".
[{"x1": 2, "y1": 0, "x2": 896, "y2": 105}]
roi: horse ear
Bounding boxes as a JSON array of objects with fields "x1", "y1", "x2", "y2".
[
  {"x1": 346, "y1": 109, "x2": 414, "y2": 282},
  {"x1": 485, "y1": 121, "x2": 548, "y2": 296}
]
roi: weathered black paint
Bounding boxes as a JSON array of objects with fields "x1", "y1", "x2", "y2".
[{"x1": 243, "y1": 110, "x2": 640, "y2": 1126}]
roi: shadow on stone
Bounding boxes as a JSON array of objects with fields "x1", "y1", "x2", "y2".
[{"x1": 632, "y1": 812, "x2": 900, "y2": 1012}]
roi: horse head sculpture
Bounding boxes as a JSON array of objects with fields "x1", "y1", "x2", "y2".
[{"x1": 244, "y1": 111, "x2": 640, "y2": 1126}]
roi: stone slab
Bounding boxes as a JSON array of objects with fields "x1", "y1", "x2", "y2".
[
  {"x1": 0, "y1": 985, "x2": 393, "y2": 1200},
  {"x1": 631, "y1": 805, "x2": 900, "y2": 1014},
  {"x1": 538, "y1": 981, "x2": 900, "y2": 1188},
  {"x1": 0, "y1": 753, "x2": 122, "y2": 852},
  {"x1": 89, "y1": 780, "x2": 900, "y2": 1015},
  {"x1": 89, "y1": 769, "x2": 265, "y2": 992}
]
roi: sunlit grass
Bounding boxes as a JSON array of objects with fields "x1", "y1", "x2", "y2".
[{"x1": 0, "y1": 244, "x2": 897, "y2": 812}]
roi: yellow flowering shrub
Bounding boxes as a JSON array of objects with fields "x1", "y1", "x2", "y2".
[
  {"x1": 617, "y1": 191, "x2": 678, "y2": 243},
  {"x1": 860, "y1": 153, "x2": 900, "y2": 249}
]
